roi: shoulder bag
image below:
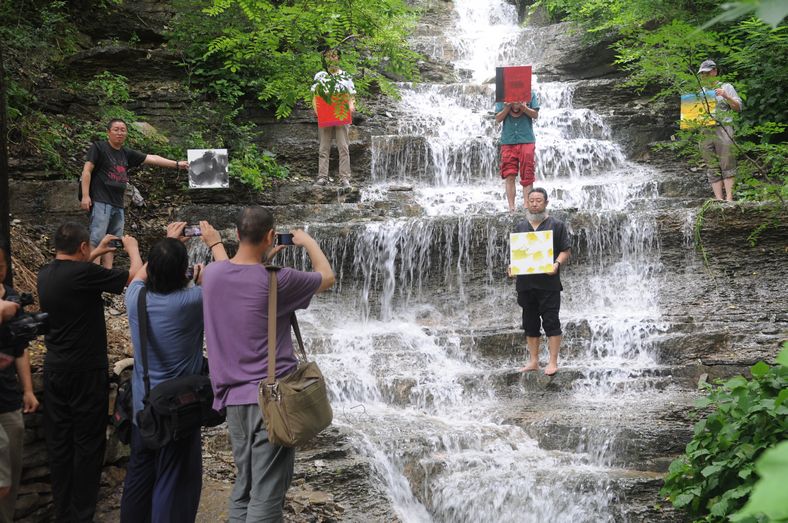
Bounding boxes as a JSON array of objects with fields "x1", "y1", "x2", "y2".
[
  {"x1": 258, "y1": 267, "x2": 333, "y2": 447},
  {"x1": 136, "y1": 287, "x2": 225, "y2": 450}
]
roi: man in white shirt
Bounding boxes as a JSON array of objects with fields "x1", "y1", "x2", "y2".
[
  {"x1": 697, "y1": 60, "x2": 743, "y2": 201},
  {"x1": 311, "y1": 49, "x2": 355, "y2": 188}
]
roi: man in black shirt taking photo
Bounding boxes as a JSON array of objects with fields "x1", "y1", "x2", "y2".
[
  {"x1": 37, "y1": 222, "x2": 142, "y2": 522},
  {"x1": 80, "y1": 118, "x2": 188, "y2": 268}
]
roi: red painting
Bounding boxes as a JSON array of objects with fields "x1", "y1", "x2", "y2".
[
  {"x1": 316, "y1": 95, "x2": 352, "y2": 128},
  {"x1": 495, "y1": 66, "x2": 532, "y2": 103}
]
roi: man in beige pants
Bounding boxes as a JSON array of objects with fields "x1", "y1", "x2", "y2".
[
  {"x1": 697, "y1": 60, "x2": 743, "y2": 201},
  {"x1": 312, "y1": 49, "x2": 355, "y2": 188}
]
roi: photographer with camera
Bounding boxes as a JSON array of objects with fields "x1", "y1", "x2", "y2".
[
  {"x1": 119, "y1": 221, "x2": 227, "y2": 523},
  {"x1": 0, "y1": 301, "x2": 17, "y2": 325},
  {"x1": 202, "y1": 207, "x2": 335, "y2": 521},
  {"x1": 37, "y1": 222, "x2": 142, "y2": 523},
  {"x1": 0, "y1": 250, "x2": 39, "y2": 522}
]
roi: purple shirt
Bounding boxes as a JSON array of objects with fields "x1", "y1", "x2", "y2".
[{"x1": 202, "y1": 261, "x2": 322, "y2": 409}]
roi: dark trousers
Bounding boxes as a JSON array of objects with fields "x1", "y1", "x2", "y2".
[
  {"x1": 518, "y1": 289, "x2": 562, "y2": 337},
  {"x1": 120, "y1": 425, "x2": 202, "y2": 523},
  {"x1": 43, "y1": 368, "x2": 109, "y2": 523}
]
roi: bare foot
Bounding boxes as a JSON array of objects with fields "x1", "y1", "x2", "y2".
[
  {"x1": 544, "y1": 364, "x2": 558, "y2": 376},
  {"x1": 519, "y1": 362, "x2": 539, "y2": 372}
]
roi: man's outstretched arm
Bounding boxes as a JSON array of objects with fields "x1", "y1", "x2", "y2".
[{"x1": 143, "y1": 155, "x2": 189, "y2": 171}]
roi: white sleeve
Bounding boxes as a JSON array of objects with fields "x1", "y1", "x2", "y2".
[{"x1": 723, "y1": 83, "x2": 742, "y2": 109}]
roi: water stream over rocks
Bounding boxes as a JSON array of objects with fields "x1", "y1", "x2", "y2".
[
  {"x1": 175, "y1": 1, "x2": 787, "y2": 522},
  {"x1": 226, "y1": 1, "x2": 698, "y2": 520}
]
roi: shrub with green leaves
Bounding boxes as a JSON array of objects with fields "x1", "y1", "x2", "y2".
[
  {"x1": 169, "y1": 0, "x2": 420, "y2": 118},
  {"x1": 661, "y1": 347, "x2": 788, "y2": 522}
]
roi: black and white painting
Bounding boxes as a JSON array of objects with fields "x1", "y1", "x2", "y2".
[{"x1": 187, "y1": 149, "x2": 229, "y2": 188}]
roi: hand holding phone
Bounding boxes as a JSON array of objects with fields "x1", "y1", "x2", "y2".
[
  {"x1": 183, "y1": 225, "x2": 202, "y2": 237},
  {"x1": 276, "y1": 233, "x2": 294, "y2": 246}
]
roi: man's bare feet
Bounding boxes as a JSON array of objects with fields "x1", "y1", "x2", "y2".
[
  {"x1": 544, "y1": 364, "x2": 558, "y2": 376},
  {"x1": 519, "y1": 361, "x2": 539, "y2": 372}
]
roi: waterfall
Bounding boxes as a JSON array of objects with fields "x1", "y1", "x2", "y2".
[{"x1": 192, "y1": 0, "x2": 680, "y2": 519}]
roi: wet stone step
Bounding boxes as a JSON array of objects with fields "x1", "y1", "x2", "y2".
[
  {"x1": 404, "y1": 451, "x2": 684, "y2": 522},
  {"x1": 499, "y1": 392, "x2": 700, "y2": 472},
  {"x1": 455, "y1": 366, "x2": 681, "y2": 397}
]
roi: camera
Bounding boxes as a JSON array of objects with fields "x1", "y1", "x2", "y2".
[
  {"x1": 185, "y1": 266, "x2": 194, "y2": 280},
  {"x1": 183, "y1": 225, "x2": 202, "y2": 237},
  {"x1": 109, "y1": 239, "x2": 123, "y2": 249},
  {"x1": 276, "y1": 233, "x2": 294, "y2": 246},
  {"x1": 0, "y1": 293, "x2": 49, "y2": 349}
]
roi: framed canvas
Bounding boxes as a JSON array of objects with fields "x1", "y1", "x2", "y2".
[
  {"x1": 495, "y1": 66, "x2": 532, "y2": 103},
  {"x1": 680, "y1": 89, "x2": 717, "y2": 130},
  {"x1": 187, "y1": 149, "x2": 229, "y2": 189},
  {"x1": 510, "y1": 231, "x2": 554, "y2": 275},
  {"x1": 316, "y1": 94, "x2": 352, "y2": 128}
]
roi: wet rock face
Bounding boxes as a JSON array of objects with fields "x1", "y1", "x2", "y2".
[{"x1": 8, "y1": 1, "x2": 788, "y2": 522}]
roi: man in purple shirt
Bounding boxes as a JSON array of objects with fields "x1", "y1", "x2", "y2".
[{"x1": 202, "y1": 207, "x2": 335, "y2": 522}]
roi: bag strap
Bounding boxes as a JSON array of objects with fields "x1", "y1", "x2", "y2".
[
  {"x1": 266, "y1": 268, "x2": 309, "y2": 387},
  {"x1": 267, "y1": 270, "x2": 278, "y2": 386},
  {"x1": 137, "y1": 287, "x2": 152, "y2": 399}
]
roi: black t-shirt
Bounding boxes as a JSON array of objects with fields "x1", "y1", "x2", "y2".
[
  {"x1": 515, "y1": 216, "x2": 572, "y2": 292},
  {"x1": 37, "y1": 260, "x2": 128, "y2": 372},
  {"x1": 85, "y1": 141, "x2": 147, "y2": 208},
  {"x1": 0, "y1": 285, "x2": 25, "y2": 413}
]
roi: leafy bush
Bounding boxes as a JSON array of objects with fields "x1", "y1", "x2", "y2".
[
  {"x1": 169, "y1": 0, "x2": 420, "y2": 118},
  {"x1": 661, "y1": 347, "x2": 788, "y2": 522},
  {"x1": 731, "y1": 439, "x2": 788, "y2": 522}
]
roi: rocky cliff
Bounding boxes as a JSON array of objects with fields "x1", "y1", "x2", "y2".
[{"x1": 6, "y1": 0, "x2": 786, "y2": 522}]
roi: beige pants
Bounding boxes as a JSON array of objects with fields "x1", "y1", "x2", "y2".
[
  {"x1": 318, "y1": 125, "x2": 350, "y2": 180},
  {"x1": 0, "y1": 410, "x2": 24, "y2": 523},
  {"x1": 699, "y1": 125, "x2": 736, "y2": 182}
]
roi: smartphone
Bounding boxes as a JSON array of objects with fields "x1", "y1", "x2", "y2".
[
  {"x1": 109, "y1": 239, "x2": 123, "y2": 249},
  {"x1": 276, "y1": 233, "x2": 294, "y2": 246},
  {"x1": 183, "y1": 225, "x2": 202, "y2": 237},
  {"x1": 185, "y1": 267, "x2": 194, "y2": 280}
]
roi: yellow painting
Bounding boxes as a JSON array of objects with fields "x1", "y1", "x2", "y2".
[{"x1": 510, "y1": 231, "x2": 554, "y2": 275}]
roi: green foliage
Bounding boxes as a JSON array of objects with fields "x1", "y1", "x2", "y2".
[
  {"x1": 86, "y1": 71, "x2": 132, "y2": 106},
  {"x1": 731, "y1": 440, "x2": 788, "y2": 521},
  {"x1": 229, "y1": 144, "x2": 288, "y2": 191},
  {"x1": 532, "y1": 1, "x2": 788, "y2": 204},
  {"x1": 169, "y1": 0, "x2": 419, "y2": 118},
  {"x1": 661, "y1": 348, "x2": 788, "y2": 522},
  {"x1": 701, "y1": 0, "x2": 788, "y2": 29}
]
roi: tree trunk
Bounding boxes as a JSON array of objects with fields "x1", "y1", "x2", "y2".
[{"x1": 0, "y1": 43, "x2": 12, "y2": 287}]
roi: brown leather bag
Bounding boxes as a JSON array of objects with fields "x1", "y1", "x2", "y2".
[{"x1": 258, "y1": 268, "x2": 333, "y2": 447}]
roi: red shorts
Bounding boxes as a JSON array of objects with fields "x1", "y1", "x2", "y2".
[{"x1": 500, "y1": 143, "x2": 535, "y2": 186}]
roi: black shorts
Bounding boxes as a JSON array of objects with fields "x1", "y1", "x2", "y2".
[{"x1": 517, "y1": 289, "x2": 562, "y2": 337}]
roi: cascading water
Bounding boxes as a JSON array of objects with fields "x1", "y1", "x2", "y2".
[{"x1": 194, "y1": 0, "x2": 684, "y2": 520}]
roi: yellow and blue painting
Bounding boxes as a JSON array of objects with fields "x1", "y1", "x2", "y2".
[{"x1": 680, "y1": 89, "x2": 717, "y2": 130}]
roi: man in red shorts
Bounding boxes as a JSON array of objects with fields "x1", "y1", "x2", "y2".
[{"x1": 495, "y1": 93, "x2": 540, "y2": 212}]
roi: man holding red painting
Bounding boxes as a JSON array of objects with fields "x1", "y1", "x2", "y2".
[
  {"x1": 312, "y1": 48, "x2": 355, "y2": 188},
  {"x1": 495, "y1": 93, "x2": 540, "y2": 213}
]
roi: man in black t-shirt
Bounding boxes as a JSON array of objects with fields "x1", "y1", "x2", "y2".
[
  {"x1": 37, "y1": 222, "x2": 142, "y2": 523},
  {"x1": 80, "y1": 118, "x2": 188, "y2": 268},
  {"x1": 512, "y1": 188, "x2": 571, "y2": 376}
]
